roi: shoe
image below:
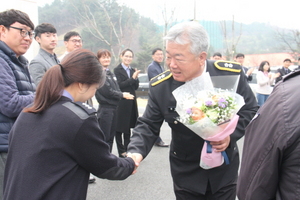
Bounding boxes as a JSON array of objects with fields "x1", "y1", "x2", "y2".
[
  {"x1": 89, "y1": 175, "x2": 96, "y2": 183},
  {"x1": 155, "y1": 141, "x2": 169, "y2": 147}
]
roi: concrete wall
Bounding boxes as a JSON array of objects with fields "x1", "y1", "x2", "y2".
[{"x1": 1, "y1": 0, "x2": 39, "y2": 61}]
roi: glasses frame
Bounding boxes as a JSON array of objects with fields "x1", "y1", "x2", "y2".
[
  {"x1": 68, "y1": 39, "x2": 83, "y2": 44},
  {"x1": 9, "y1": 26, "x2": 35, "y2": 39}
]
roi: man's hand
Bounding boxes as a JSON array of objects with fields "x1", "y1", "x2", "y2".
[
  {"x1": 126, "y1": 153, "x2": 143, "y2": 174},
  {"x1": 210, "y1": 136, "x2": 230, "y2": 152}
]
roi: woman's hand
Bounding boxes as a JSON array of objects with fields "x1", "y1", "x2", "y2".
[
  {"x1": 123, "y1": 92, "x2": 134, "y2": 100},
  {"x1": 132, "y1": 68, "x2": 141, "y2": 79}
]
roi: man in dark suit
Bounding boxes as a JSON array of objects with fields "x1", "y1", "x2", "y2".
[
  {"x1": 147, "y1": 48, "x2": 169, "y2": 147},
  {"x1": 29, "y1": 23, "x2": 60, "y2": 85},
  {"x1": 275, "y1": 58, "x2": 292, "y2": 84},
  {"x1": 235, "y1": 53, "x2": 254, "y2": 82},
  {"x1": 127, "y1": 22, "x2": 258, "y2": 199}
]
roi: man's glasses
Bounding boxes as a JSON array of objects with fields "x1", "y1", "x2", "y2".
[
  {"x1": 9, "y1": 26, "x2": 34, "y2": 39},
  {"x1": 69, "y1": 39, "x2": 83, "y2": 44}
]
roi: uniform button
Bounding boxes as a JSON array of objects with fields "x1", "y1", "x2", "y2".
[
  {"x1": 174, "y1": 151, "x2": 177, "y2": 155},
  {"x1": 174, "y1": 120, "x2": 178, "y2": 124}
]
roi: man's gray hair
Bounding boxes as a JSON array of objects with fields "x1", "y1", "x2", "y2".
[{"x1": 164, "y1": 21, "x2": 210, "y2": 56}]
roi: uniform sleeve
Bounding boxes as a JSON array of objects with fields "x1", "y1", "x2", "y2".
[
  {"x1": 127, "y1": 90, "x2": 163, "y2": 158},
  {"x1": 29, "y1": 58, "x2": 47, "y2": 86},
  {"x1": 0, "y1": 58, "x2": 35, "y2": 118},
  {"x1": 73, "y1": 116, "x2": 135, "y2": 180},
  {"x1": 232, "y1": 70, "x2": 258, "y2": 144}
]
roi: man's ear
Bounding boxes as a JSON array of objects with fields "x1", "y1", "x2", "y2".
[
  {"x1": 35, "y1": 36, "x2": 41, "y2": 45},
  {"x1": 198, "y1": 51, "x2": 207, "y2": 66},
  {"x1": 64, "y1": 41, "x2": 68, "y2": 47},
  {"x1": 0, "y1": 25, "x2": 7, "y2": 39}
]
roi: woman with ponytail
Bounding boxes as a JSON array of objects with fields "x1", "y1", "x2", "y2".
[{"x1": 3, "y1": 49, "x2": 136, "y2": 200}]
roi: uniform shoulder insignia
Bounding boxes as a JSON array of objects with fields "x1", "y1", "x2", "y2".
[
  {"x1": 150, "y1": 70, "x2": 172, "y2": 86},
  {"x1": 214, "y1": 60, "x2": 242, "y2": 73},
  {"x1": 74, "y1": 102, "x2": 96, "y2": 115},
  {"x1": 282, "y1": 69, "x2": 300, "y2": 82},
  {"x1": 62, "y1": 102, "x2": 96, "y2": 120}
]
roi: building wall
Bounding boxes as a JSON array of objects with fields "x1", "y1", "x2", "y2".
[{"x1": 1, "y1": 0, "x2": 39, "y2": 61}]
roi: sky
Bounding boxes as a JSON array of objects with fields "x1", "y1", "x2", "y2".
[{"x1": 38, "y1": 0, "x2": 300, "y2": 30}]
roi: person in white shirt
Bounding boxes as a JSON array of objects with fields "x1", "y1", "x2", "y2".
[{"x1": 256, "y1": 60, "x2": 279, "y2": 107}]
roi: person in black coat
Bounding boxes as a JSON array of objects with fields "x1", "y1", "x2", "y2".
[
  {"x1": 127, "y1": 22, "x2": 258, "y2": 200},
  {"x1": 95, "y1": 49, "x2": 133, "y2": 152},
  {"x1": 275, "y1": 58, "x2": 292, "y2": 84},
  {"x1": 114, "y1": 49, "x2": 140, "y2": 158},
  {"x1": 3, "y1": 49, "x2": 136, "y2": 200}
]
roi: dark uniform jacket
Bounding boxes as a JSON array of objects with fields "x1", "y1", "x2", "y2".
[
  {"x1": 114, "y1": 64, "x2": 139, "y2": 132},
  {"x1": 237, "y1": 70, "x2": 300, "y2": 200},
  {"x1": 95, "y1": 69, "x2": 123, "y2": 107},
  {"x1": 127, "y1": 60, "x2": 258, "y2": 194},
  {"x1": 3, "y1": 97, "x2": 135, "y2": 200}
]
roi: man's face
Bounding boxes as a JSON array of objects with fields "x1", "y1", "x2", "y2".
[
  {"x1": 0, "y1": 22, "x2": 33, "y2": 57},
  {"x1": 235, "y1": 56, "x2": 244, "y2": 65},
  {"x1": 213, "y1": 55, "x2": 222, "y2": 60},
  {"x1": 283, "y1": 61, "x2": 291, "y2": 68},
  {"x1": 36, "y1": 32, "x2": 57, "y2": 53},
  {"x1": 64, "y1": 35, "x2": 82, "y2": 52},
  {"x1": 152, "y1": 50, "x2": 164, "y2": 63},
  {"x1": 166, "y1": 42, "x2": 206, "y2": 82}
]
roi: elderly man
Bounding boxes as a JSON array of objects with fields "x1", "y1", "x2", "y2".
[
  {"x1": 127, "y1": 21, "x2": 258, "y2": 199},
  {"x1": 0, "y1": 9, "x2": 36, "y2": 199}
]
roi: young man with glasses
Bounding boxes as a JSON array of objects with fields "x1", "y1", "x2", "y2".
[
  {"x1": 0, "y1": 9, "x2": 36, "y2": 199},
  {"x1": 29, "y1": 23, "x2": 60, "y2": 85},
  {"x1": 59, "y1": 31, "x2": 83, "y2": 61}
]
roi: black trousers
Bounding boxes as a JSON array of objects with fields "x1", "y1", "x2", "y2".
[
  {"x1": 97, "y1": 105, "x2": 118, "y2": 152},
  {"x1": 174, "y1": 180, "x2": 236, "y2": 200},
  {"x1": 115, "y1": 131, "x2": 131, "y2": 156}
]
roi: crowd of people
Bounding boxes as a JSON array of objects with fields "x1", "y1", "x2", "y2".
[
  {"x1": 1, "y1": 8, "x2": 300, "y2": 200},
  {"x1": 212, "y1": 52, "x2": 297, "y2": 107}
]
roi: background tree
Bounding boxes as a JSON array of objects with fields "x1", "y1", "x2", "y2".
[
  {"x1": 220, "y1": 15, "x2": 242, "y2": 61},
  {"x1": 275, "y1": 28, "x2": 300, "y2": 61}
]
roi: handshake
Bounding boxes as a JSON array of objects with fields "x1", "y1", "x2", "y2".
[{"x1": 126, "y1": 153, "x2": 143, "y2": 174}]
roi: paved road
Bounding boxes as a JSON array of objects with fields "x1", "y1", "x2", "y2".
[{"x1": 87, "y1": 98, "x2": 244, "y2": 200}]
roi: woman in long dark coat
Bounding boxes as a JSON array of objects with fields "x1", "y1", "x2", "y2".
[{"x1": 114, "y1": 49, "x2": 140, "y2": 157}]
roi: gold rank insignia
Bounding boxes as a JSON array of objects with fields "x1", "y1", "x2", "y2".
[
  {"x1": 214, "y1": 60, "x2": 242, "y2": 73},
  {"x1": 150, "y1": 70, "x2": 172, "y2": 86}
]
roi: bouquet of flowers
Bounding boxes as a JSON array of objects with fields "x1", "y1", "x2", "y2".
[{"x1": 172, "y1": 72, "x2": 245, "y2": 169}]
